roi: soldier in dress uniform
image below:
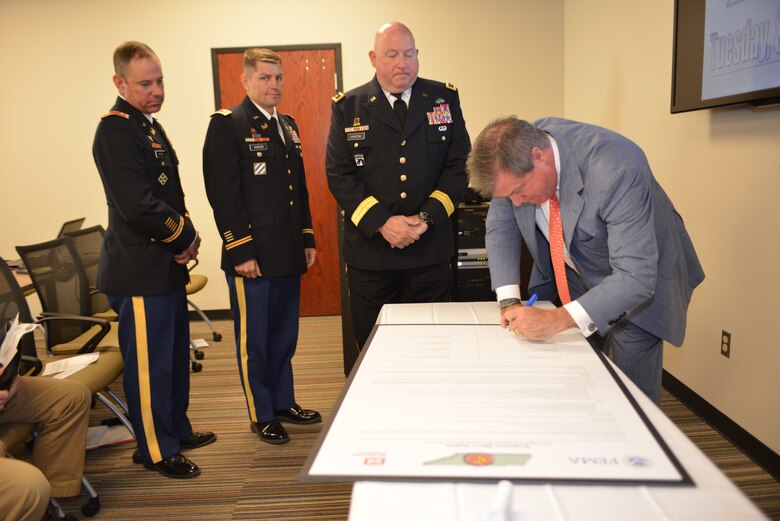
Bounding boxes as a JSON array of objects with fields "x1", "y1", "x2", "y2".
[
  {"x1": 92, "y1": 41, "x2": 215, "y2": 479},
  {"x1": 326, "y1": 22, "x2": 471, "y2": 350},
  {"x1": 202, "y1": 48, "x2": 321, "y2": 445}
]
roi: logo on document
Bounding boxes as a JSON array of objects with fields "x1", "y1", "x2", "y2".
[
  {"x1": 423, "y1": 453, "x2": 531, "y2": 466},
  {"x1": 363, "y1": 456, "x2": 385, "y2": 466},
  {"x1": 624, "y1": 456, "x2": 653, "y2": 468}
]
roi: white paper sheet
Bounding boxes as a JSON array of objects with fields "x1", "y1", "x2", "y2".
[{"x1": 42, "y1": 352, "x2": 100, "y2": 378}]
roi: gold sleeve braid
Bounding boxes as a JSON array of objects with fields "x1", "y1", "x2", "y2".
[
  {"x1": 160, "y1": 215, "x2": 184, "y2": 243},
  {"x1": 224, "y1": 235, "x2": 253, "y2": 250},
  {"x1": 430, "y1": 190, "x2": 455, "y2": 216},
  {"x1": 351, "y1": 196, "x2": 379, "y2": 226}
]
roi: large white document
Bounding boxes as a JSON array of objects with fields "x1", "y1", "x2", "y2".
[{"x1": 304, "y1": 324, "x2": 691, "y2": 485}]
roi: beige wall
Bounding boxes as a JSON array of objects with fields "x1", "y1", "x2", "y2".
[
  {"x1": 2, "y1": 0, "x2": 776, "y2": 456},
  {"x1": 0, "y1": 0, "x2": 563, "y2": 312},
  {"x1": 564, "y1": 0, "x2": 780, "y2": 453}
]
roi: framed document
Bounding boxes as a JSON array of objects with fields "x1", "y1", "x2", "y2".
[{"x1": 303, "y1": 324, "x2": 691, "y2": 486}]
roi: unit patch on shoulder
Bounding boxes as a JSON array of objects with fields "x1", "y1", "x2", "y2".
[
  {"x1": 101, "y1": 111, "x2": 130, "y2": 119},
  {"x1": 212, "y1": 109, "x2": 232, "y2": 117},
  {"x1": 445, "y1": 82, "x2": 457, "y2": 91},
  {"x1": 332, "y1": 92, "x2": 345, "y2": 103}
]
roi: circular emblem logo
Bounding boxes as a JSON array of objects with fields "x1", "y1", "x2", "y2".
[
  {"x1": 624, "y1": 456, "x2": 652, "y2": 468},
  {"x1": 464, "y1": 453, "x2": 494, "y2": 466}
]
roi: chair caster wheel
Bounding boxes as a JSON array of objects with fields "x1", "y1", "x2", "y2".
[
  {"x1": 213, "y1": 332, "x2": 222, "y2": 341},
  {"x1": 81, "y1": 497, "x2": 100, "y2": 517},
  {"x1": 191, "y1": 362, "x2": 203, "y2": 372},
  {"x1": 132, "y1": 449, "x2": 144, "y2": 464},
  {"x1": 194, "y1": 350, "x2": 205, "y2": 360}
]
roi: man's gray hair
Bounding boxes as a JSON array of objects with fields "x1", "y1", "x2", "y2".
[{"x1": 466, "y1": 117, "x2": 550, "y2": 197}]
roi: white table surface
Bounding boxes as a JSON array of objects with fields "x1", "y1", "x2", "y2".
[{"x1": 345, "y1": 302, "x2": 766, "y2": 521}]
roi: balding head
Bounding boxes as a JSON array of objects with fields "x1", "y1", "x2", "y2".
[
  {"x1": 369, "y1": 21, "x2": 419, "y2": 92},
  {"x1": 373, "y1": 22, "x2": 415, "y2": 49}
]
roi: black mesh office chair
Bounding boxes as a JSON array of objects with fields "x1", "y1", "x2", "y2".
[
  {"x1": 62, "y1": 225, "x2": 115, "y2": 321},
  {"x1": 0, "y1": 258, "x2": 134, "y2": 518},
  {"x1": 15, "y1": 237, "x2": 109, "y2": 354}
]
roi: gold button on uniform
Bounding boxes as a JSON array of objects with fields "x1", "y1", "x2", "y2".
[
  {"x1": 289, "y1": 201, "x2": 294, "y2": 206},
  {"x1": 400, "y1": 140, "x2": 406, "y2": 146},
  {"x1": 353, "y1": 143, "x2": 359, "y2": 148},
  {"x1": 399, "y1": 157, "x2": 406, "y2": 164},
  {"x1": 400, "y1": 174, "x2": 407, "y2": 181},
  {"x1": 400, "y1": 192, "x2": 407, "y2": 199},
  {"x1": 442, "y1": 136, "x2": 447, "y2": 141},
  {"x1": 287, "y1": 169, "x2": 292, "y2": 175},
  {"x1": 288, "y1": 185, "x2": 293, "y2": 191},
  {"x1": 257, "y1": 152, "x2": 263, "y2": 157}
]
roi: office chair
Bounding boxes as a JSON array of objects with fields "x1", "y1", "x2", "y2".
[
  {"x1": 15, "y1": 237, "x2": 119, "y2": 355},
  {"x1": 63, "y1": 225, "x2": 116, "y2": 321},
  {"x1": 0, "y1": 259, "x2": 135, "y2": 518}
]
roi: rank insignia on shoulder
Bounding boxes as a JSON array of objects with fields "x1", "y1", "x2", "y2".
[
  {"x1": 102, "y1": 111, "x2": 130, "y2": 119},
  {"x1": 212, "y1": 109, "x2": 232, "y2": 117},
  {"x1": 445, "y1": 82, "x2": 457, "y2": 91},
  {"x1": 332, "y1": 92, "x2": 345, "y2": 103}
]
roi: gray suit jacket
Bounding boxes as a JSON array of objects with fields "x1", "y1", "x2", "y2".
[{"x1": 486, "y1": 118, "x2": 704, "y2": 346}]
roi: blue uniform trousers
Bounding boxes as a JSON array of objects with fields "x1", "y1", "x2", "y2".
[
  {"x1": 226, "y1": 275, "x2": 299, "y2": 423},
  {"x1": 108, "y1": 289, "x2": 192, "y2": 463}
]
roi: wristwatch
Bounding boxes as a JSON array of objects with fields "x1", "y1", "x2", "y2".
[
  {"x1": 418, "y1": 211, "x2": 432, "y2": 225},
  {"x1": 499, "y1": 298, "x2": 522, "y2": 310}
]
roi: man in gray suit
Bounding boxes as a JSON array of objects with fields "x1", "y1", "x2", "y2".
[{"x1": 467, "y1": 117, "x2": 704, "y2": 403}]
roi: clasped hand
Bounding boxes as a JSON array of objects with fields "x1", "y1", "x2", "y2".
[
  {"x1": 174, "y1": 232, "x2": 201, "y2": 265},
  {"x1": 379, "y1": 215, "x2": 428, "y2": 249}
]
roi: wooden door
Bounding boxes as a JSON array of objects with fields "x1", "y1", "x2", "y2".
[{"x1": 211, "y1": 45, "x2": 342, "y2": 316}]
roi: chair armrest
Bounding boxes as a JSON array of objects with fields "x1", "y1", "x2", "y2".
[
  {"x1": 20, "y1": 355, "x2": 43, "y2": 376},
  {"x1": 36, "y1": 314, "x2": 111, "y2": 354}
]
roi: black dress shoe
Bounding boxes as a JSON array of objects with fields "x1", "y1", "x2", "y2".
[
  {"x1": 143, "y1": 453, "x2": 200, "y2": 479},
  {"x1": 275, "y1": 404, "x2": 322, "y2": 425},
  {"x1": 180, "y1": 431, "x2": 217, "y2": 449},
  {"x1": 251, "y1": 419, "x2": 290, "y2": 444}
]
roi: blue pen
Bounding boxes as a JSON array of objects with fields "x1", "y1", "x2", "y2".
[{"x1": 525, "y1": 293, "x2": 538, "y2": 307}]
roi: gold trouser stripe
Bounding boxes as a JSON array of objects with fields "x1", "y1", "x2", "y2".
[
  {"x1": 132, "y1": 297, "x2": 162, "y2": 463},
  {"x1": 234, "y1": 277, "x2": 257, "y2": 422},
  {"x1": 430, "y1": 190, "x2": 455, "y2": 216},
  {"x1": 161, "y1": 215, "x2": 184, "y2": 243},
  {"x1": 225, "y1": 236, "x2": 252, "y2": 250},
  {"x1": 351, "y1": 196, "x2": 379, "y2": 226}
]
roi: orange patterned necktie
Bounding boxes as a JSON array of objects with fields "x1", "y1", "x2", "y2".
[{"x1": 548, "y1": 194, "x2": 571, "y2": 304}]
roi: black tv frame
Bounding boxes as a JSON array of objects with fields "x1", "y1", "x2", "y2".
[{"x1": 671, "y1": 0, "x2": 780, "y2": 114}]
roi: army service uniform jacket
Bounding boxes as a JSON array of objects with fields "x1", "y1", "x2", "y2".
[
  {"x1": 202, "y1": 96, "x2": 315, "y2": 277},
  {"x1": 93, "y1": 97, "x2": 196, "y2": 296},
  {"x1": 326, "y1": 76, "x2": 470, "y2": 271}
]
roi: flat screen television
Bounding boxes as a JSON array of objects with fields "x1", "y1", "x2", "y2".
[{"x1": 671, "y1": 0, "x2": 780, "y2": 113}]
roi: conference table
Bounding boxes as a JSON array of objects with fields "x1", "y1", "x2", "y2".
[{"x1": 339, "y1": 302, "x2": 766, "y2": 521}]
